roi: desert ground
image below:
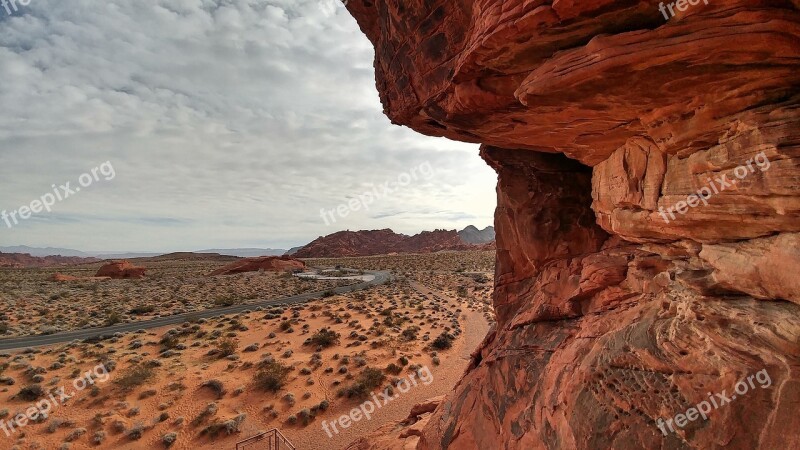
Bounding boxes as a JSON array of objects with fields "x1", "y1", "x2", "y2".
[
  {"x1": 0, "y1": 257, "x2": 355, "y2": 338},
  {"x1": 0, "y1": 251, "x2": 494, "y2": 450}
]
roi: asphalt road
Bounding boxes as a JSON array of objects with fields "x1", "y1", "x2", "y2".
[{"x1": 0, "y1": 270, "x2": 391, "y2": 351}]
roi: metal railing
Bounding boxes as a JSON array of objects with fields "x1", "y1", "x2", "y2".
[{"x1": 235, "y1": 428, "x2": 296, "y2": 450}]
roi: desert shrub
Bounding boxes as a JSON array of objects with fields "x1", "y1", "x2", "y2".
[
  {"x1": 385, "y1": 363, "x2": 403, "y2": 375},
  {"x1": 216, "y1": 338, "x2": 238, "y2": 357},
  {"x1": 159, "y1": 334, "x2": 180, "y2": 350},
  {"x1": 279, "y1": 320, "x2": 292, "y2": 331},
  {"x1": 322, "y1": 290, "x2": 335, "y2": 298},
  {"x1": 472, "y1": 274, "x2": 490, "y2": 284},
  {"x1": 456, "y1": 286, "x2": 469, "y2": 297},
  {"x1": 127, "y1": 423, "x2": 145, "y2": 440},
  {"x1": 162, "y1": 432, "x2": 177, "y2": 447},
  {"x1": 308, "y1": 328, "x2": 340, "y2": 348},
  {"x1": 17, "y1": 384, "x2": 45, "y2": 401},
  {"x1": 297, "y1": 408, "x2": 314, "y2": 426},
  {"x1": 213, "y1": 296, "x2": 239, "y2": 307},
  {"x1": 192, "y1": 402, "x2": 218, "y2": 426},
  {"x1": 200, "y1": 379, "x2": 226, "y2": 399},
  {"x1": 0, "y1": 322, "x2": 7, "y2": 335},
  {"x1": 254, "y1": 361, "x2": 291, "y2": 392},
  {"x1": 338, "y1": 367, "x2": 385, "y2": 400},
  {"x1": 115, "y1": 365, "x2": 156, "y2": 391},
  {"x1": 401, "y1": 326, "x2": 420, "y2": 341},
  {"x1": 201, "y1": 414, "x2": 246, "y2": 437},
  {"x1": 104, "y1": 312, "x2": 123, "y2": 326},
  {"x1": 430, "y1": 332, "x2": 455, "y2": 350},
  {"x1": 129, "y1": 305, "x2": 155, "y2": 315}
]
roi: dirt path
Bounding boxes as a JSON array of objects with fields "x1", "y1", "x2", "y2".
[{"x1": 283, "y1": 281, "x2": 490, "y2": 450}]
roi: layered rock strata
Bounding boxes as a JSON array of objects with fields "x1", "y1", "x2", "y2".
[{"x1": 345, "y1": 1, "x2": 800, "y2": 448}]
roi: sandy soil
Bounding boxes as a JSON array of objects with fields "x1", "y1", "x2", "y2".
[{"x1": 0, "y1": 252, "x2": 494, "y2": 450}]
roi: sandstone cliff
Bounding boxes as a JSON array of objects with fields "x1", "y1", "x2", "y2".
[{"x1": 345, "y1": 1, "x2": 800, "y2": 449}]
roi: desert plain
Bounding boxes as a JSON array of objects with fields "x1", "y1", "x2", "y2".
[{"x1": 0, "y1": 251, "x2": 494, "y2": 450}]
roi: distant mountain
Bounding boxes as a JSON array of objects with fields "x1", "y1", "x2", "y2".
[
  {"x1": 0, "y1": 246, "x2": 287, "y2": 260},
  {"x1": 92, "y1": 252, "x2": 162, "y2": 259},
  {"x1": 293, "y1": 228, "x2": 483, "y2": 258},
  {"x1": 0, "y1": 246, "x2": 92, "y2": 258},
  {"x1": 285, "y1": 246, "x2": 304, "y2": 256},
  {"x1": 458, "y1": 225, "x2": 495, "y2": 244},
  {"x1": 197, "y1": 248, "x2": 287, "y2": 258}
]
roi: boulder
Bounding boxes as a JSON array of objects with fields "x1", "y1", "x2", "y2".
[{"x1": 95, "y1": 261, "x2": 146, "y2": 279}]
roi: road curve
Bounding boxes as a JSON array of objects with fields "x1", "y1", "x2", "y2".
[{"x1": 0, "y1": 270, "x2": 391, "y2": 351}]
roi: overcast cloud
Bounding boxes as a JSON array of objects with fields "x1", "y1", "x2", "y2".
[{"x1": 0, "y1": 0, "x2": 496, "y2": 252}]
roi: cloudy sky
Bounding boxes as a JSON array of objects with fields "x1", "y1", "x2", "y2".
[{"x1": 0, "y1": 0, "x2": 496, "y2": 252}]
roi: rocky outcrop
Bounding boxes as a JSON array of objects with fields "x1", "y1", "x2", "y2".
[
  {"x1": 209, "y1": 256, "x2": 305, "y2": 276},
  {"x1": 293, "y1": 229, "x2": 482, "y2": 258},
  {"x1": 51, "y1": 273, "x2": 111, "y2": 282},
  {"x1": 0, "y1": 252, "x2": 99, "y2": 268},
  {"x1": 95, "y1": 260, "x2": 147, "y2": 279},
  {"x1": 346, "y1": 1, "x2": 800, "y2": 449}
]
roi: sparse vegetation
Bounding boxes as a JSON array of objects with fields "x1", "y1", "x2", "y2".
[
  {"x1": 216, "y1": 337, "x2": 238, "y2": 357},
  {"x1": 308, "y1": 328, "x2": 340, "y2": 348},
  {"x1": 254, "y1": 361, "x2": 291, "y2": 392},
  {"x1": 339, "y1": 367, "x2": 386, "y2": 399},
  {"x1": 431, "y1": 332, "x2": 455, "y2": 350},
  {"x1": 115, "y1": 365, "x2": 156, "y2": 391}
]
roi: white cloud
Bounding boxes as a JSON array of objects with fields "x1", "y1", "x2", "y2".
[{"x1": 0, "y1": 0, "x2": 496, "y2": 252}]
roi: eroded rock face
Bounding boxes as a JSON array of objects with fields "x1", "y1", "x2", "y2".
[
  {"x1": 346, "y1": 1, "x2": 800, "y2": 448},
  {"x1": 95, "y1": 260, "x2": 146, "y2": 279}
]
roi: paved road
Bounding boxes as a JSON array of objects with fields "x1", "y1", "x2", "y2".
[{"x1": 0, "y1": 270, "x2": 391, "y2": 351}]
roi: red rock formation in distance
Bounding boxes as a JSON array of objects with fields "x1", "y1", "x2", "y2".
[
  {"x1": 51, "y1": 273, "x2": 111, "y2": 282},
  {"x1": 293, "y1": 229, "x2": 482, "y2": 258},
  {"x1": 209, "y1": 256, "x2": 305, "y2": 276},
  {"x1": 0, "y1": 252, "x2": 99, "y2": 268},
  {"x1": 95, "y1": 260, "x2": 147, "y2": 279},
  {"x1": 344, "y1": 1, "x2": 800, "y2": 449}
]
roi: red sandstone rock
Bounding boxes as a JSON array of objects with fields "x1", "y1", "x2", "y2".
[
  {"x1": 0, "y1": 252, "x2": 99, "y2": 268},
  {"x1": 345, "y1": 1, "x2": 800, "y2": 448},
  {"x1": 95, "y1": 260, "x2": 147, "y2": 279},
  {"x1": 293, "y1": 229, "x2": 482, "y2": 258},
  {"x1": 51, "y1": 273, "x2": 111, "y2": 282},
  {"x1": 209, "y1": 256, "x2": 305, "y2": 276}
]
